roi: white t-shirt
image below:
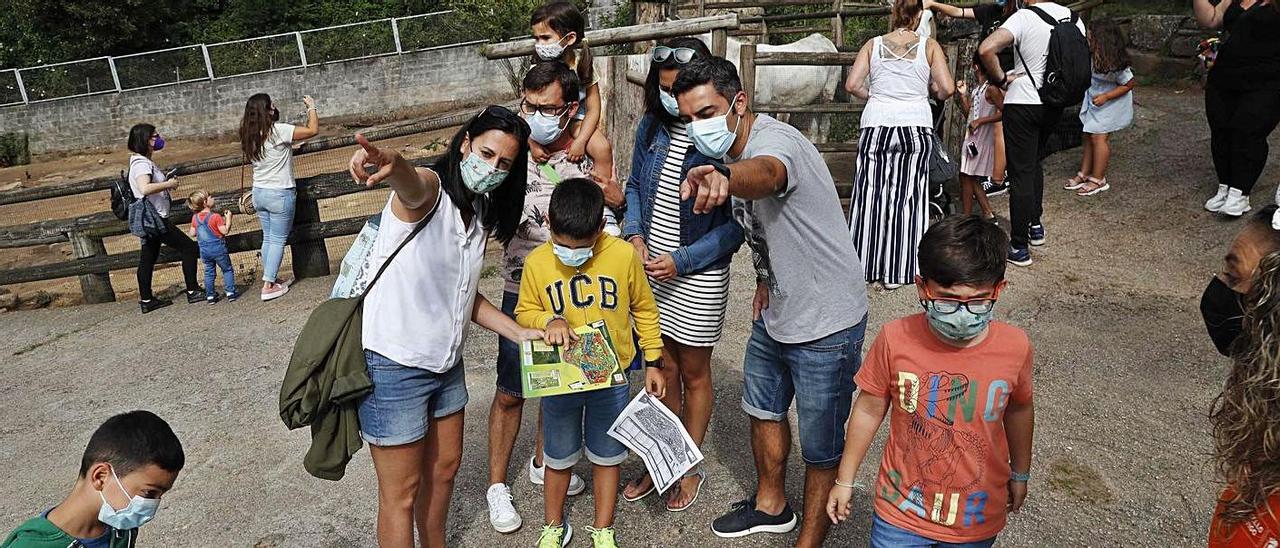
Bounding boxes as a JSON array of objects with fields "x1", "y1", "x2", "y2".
[
  {"x1": 1000, "y1": 3, "x2": 1086, "y2": 105},
  {"x1": 127, "y1": 154, "x2": 171, "y2": 218},
  {"x1": 251, "y1": 122, "x2": 297, "y2": 189},
  {"x1": 360, "y1": 180, "x2": 488, "y2": 372}
]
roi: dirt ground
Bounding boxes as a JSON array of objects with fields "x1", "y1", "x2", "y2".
[{"x1": 0, "y1": 84, "x2": 1250, "y2": 547}]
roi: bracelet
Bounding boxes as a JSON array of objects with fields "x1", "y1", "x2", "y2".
[
  {"x1": 1010, "y1": 471, "x2": 1031, "y2": 482},
  {"x1": 834, "y1": 478, "x2": 857, "y2": 489}
]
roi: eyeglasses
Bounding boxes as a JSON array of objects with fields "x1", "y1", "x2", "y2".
[
  {"x1": 652, "y1": 46, "x2": 697, "y2": 64},
  {"x1": 519, "y1": 99, "x2": 573, "y2": 118},
  {"x1": 921, "y1": 286, "x2": 999, "y2": 314}
]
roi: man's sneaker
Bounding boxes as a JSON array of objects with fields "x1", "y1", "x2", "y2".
[
  {"x1": 1008, "y1": 245, "x2": 1033, "y2": 267},
  {"x1": 1206, "y1": 184, "x2": 1230, "y2": 212},
  {"x1": 1028, "y1": 224, "x2": 1046, "y2": 246},
  {"x1": 185, "y1": 289, "x2": 207, "y2": 304},
  {"x1": 139, "y1": 299, "x2": 172, "y2": 314},
  {"x1": 529, "y1": 456, "x2": 586, "y2": 496},
  {"x1": 207, "y1": 295, "x2": 218, "y2": 305},
  {"x1": 227, "y1": 291, "x2": 239, "y2": 302},
  {"x1": 983, "y1": 178, "x2": 1009, "y2": 197},
  {"x1": 537, "y1": 522, "x2": 572, "y2": 548},
  {"x1": 710, "y1": 498, "x2": 798, "y2": 539},
  {"x1": 487, "y1": 483, "x2": 522, "y2": 534},
  {"x1": 586, "y1": 526, "x2": 618, "y2": 548},
  {"x1": 1220, "y1": 189, "x2": 1251, "y2": 217}
]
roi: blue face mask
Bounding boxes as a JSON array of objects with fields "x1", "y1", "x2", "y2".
[
  {"x1": 553, "y1": 243, "x2": 593, "y2": 268},
  {"x1": 459, "y1": 150, "x2": 507, "y2": 194},
  {"x1": 526, "y1": 111, "x2": 569, "y2": 145},
  {"x1": 687, "y1": 94, "x2": 743, "y2": 159},
  {"x1": 97, "y1": 467, "x2": 160, "y2": 530},
  {"x1": 995, "y1": 0, "x2": 1007, "y2": 6},
  {"x1": 923, "y1": 301, "x2": 995, "y2": 341},
  {"x1": 659, "y1": 89, "x2": 680, "y2": 117},
  {"x1": 152, "y1": 135, "x2": 165, "y2": 151}
]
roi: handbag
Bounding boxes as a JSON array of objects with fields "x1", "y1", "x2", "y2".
[
  {"x1": 238, "y1": 161, "x2": 255, "y2": 214},
  {"x1": 279, "y1": 199, "x2": 439, "y2": 430},
  {"x1": 928, "y1": 131, "x2": 958, "y2": 185}
]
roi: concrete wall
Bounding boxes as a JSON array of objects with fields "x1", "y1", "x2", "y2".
[{"x1": 0, "y1": 45, "x2": 516, "y2": 156}]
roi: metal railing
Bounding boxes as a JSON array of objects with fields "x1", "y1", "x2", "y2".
[{"x1": 0, "y1": 10, "x2": 479, "y2": 106}]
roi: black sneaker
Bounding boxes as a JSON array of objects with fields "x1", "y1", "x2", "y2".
[
  {"x1": 227, "y1": 291, "x2": 239, "y2": 303},
  {"x1": 711, "y1": 498, "x2": 798, "y2": 539},
  {"x1": 140, "y1": 299, "x2": 173, "y2": 314},
  {"x1": 185, "y1": 289, "x2": 207, "y2": 304},
  {"x1": 983, "y1": 178, "x2": 1009, "y2": 197},
  {"x1": 1028, "y1": 224, "x2": 1046, "y2": 246},
  {"x1": 207, "y1": 295, "x2": 219, "y2": 305}
]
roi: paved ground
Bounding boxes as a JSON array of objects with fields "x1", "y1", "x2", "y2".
[{"x1": 0, "y1": 84, "x2": 1257, "y2": 547}]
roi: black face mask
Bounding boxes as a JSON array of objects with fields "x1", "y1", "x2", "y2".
[
  {"x1": 270, "y1": 108, "x2": 280, "y2": 122},
  {"x1": 1201, "y1": 276, "x2": 1245, "y2": 357}
]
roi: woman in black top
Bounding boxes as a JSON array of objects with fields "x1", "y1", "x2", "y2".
[{"x1": 1196, "y1": 0, "x2": 1280, "y2": 218}]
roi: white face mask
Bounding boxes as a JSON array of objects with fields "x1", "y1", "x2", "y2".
[
  {"x1": 535, "y1": 34, "x2": 571, "y2": 61},
  {"x1": 526, "y1": 111, "x2": 569, "y2": 145}
]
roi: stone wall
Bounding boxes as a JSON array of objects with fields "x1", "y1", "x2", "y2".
[
  {"x1": 0, "y1": 45, "x2": 516, "y2": 156},
  {"x1": 1122, "y1": 14, "x2": 1202, "y2": 78}
]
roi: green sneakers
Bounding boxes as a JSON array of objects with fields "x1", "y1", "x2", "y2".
[
  {"x1": 538, "y1": 522, "x2": 572, "y2": 548},
  {"x1": 586, "y1": 526, "x2": 618, "y2": 548}
]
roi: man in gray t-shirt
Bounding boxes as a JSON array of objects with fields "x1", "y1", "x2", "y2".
[{"x1": 673, "y1": 56, "x2": 868, "y2": 547}]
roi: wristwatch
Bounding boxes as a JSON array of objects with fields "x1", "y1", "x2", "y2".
[
  {"x1": 1010, "y1": 470, "x2": 1031, "y2": 482},
  {"x1": 707, "y1": 158, "x2": 732, "y2": 179},
  {"x1": 644, "y1": 358, "x2": 664, "y2": 370}
]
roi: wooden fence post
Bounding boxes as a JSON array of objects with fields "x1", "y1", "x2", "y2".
[
  {"x1": 288, "y1": 182, "x2": 330, "y2": 280},
  {"x1": 740, "y1": 44, "x2": 757, "y2": 109},
  {"x1": 68, "y1": 231, "x2": 115, "y2": 303},
  {"x1": 634, "y1": 0, "x2": 667, "y2": 53},
  {"x1": 832, "y1": 0, "x2": 845, "y2": 49},
  {"x1": 711, "y1": 28, "x2": 729, "y2": 57}
]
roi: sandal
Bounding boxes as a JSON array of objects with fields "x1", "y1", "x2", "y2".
[
  {"x1": 665, "y1": 470, "x2": 707, "y2": 513},
  {"x1": 622, "y1": 474, "x2": 655, "y2": 502},
  {"x1": 1064, "y1": 172, "x2": 1088, "y2": 190},
  {"x1": 1076, "y1": 177, "x2": 1110, "y2": 197}
]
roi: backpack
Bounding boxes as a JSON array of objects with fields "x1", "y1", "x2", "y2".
[
  {"x1": 110, "y1": 169, "x2": 137, "y2": 221},
  {"x1": 1015, "y1": 6, "x2": 1091, "y2": 109}
]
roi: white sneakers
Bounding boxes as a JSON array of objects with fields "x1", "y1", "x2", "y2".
[
  {"x1": 487, "y1": 483, "x2": 522, "y2": 534},
  {"x1": 486, "y1": 459, "x2": 587, "y2": 534},
  {"x1": 529, "y1": 456, "x2": 587, "y2": 496},
  {"x1": 1206, "y1": 185, "x2": 1252, "y2": 217}
]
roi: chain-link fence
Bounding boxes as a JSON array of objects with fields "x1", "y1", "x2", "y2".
[{"x1": 0, "y1": 10, "x2": 491, "y2": 105}]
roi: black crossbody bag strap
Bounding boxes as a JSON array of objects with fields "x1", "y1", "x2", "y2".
[{"x1": 358, "y1": 193, "x2": 443, "y2": 301}]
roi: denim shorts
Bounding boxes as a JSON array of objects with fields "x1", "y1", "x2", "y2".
[
  {"x1": 870, "y1": 513, "x2": 996, "y2": 548},
  {"x1": 540, "y1": 383, "x2": 630, "y2": 469},
  {"x1": 740, "y1": 315, "x2": 866, "y2": 469},
  {"x1": 495, "y1": 291, "x2": 523, "y2": 398},
  {"x1": 358, "y1": 350, "x2": 469, "y2": 447}
]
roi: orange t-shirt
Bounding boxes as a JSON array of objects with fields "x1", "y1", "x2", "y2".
[
  {"x1": 191, "y1": 211, "x2": 225, "y2": 239},
  {"x1": 854, "y1": 314, "x2": 1034, "y2": 543},
  {"x1": 1209, "y1": 489, "x2": 1280, "y2": 547}
]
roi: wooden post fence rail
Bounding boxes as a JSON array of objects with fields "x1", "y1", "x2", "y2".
[{"x1": 479, "y1": 14, "x2": 739, "y2": 59}]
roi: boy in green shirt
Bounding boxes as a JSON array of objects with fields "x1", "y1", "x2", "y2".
[{"x1": 1, "y1": 410, "x2": 184, "y2": 548}]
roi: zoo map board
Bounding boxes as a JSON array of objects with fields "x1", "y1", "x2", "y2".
[{"x1": 520, "y1": 320, "x2": 626, "y2": 398}]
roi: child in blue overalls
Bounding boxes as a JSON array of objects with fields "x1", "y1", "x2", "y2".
[{"x1": 187, "y1": 190, "x2": 237, "y2": 303}]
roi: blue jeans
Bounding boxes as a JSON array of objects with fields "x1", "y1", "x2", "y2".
[
  {"x1": 358, "y1": 350, "x2": 469, "y2": 447},
  {"x1": 253, "y1": 187, "x2": 296, "y2": 283},
  {"x1": 495, "y1": 291, "x2": 523, "y2": 398},
  {"x1": 540, "y1": 383, "x2": 630, "y2": 469},
  {"x1": 740, "y1": 316, "x2": 867, "y2": 468},
  {"x1": 870, "y1": 513, "x2": 997, "y2": 548},
  {"x1": 195, "y1": 219, "x2": 235, "y2": 296}
]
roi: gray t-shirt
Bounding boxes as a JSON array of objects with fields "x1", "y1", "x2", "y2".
[{"x1": 730, "y1": 115, "x2": 868, "y2": 343}]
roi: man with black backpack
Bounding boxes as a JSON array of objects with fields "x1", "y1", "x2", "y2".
[{"x1": 979, "y1": 0, "x2": 1088, "y2": 267}]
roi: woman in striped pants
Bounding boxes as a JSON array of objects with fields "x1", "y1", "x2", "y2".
[{"x1": 844, "y1": 0, "x2": 955, "y2": 289}]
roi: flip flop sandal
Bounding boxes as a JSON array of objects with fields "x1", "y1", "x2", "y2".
[
  {"x1": 622, "y1": 475, "x2": 655, "y2": 502},
  {"x1": 665, "y1": 470, "x2": 707, "y2": 513},
  {"x1": 1064, "y1": 172, "x2": 1088, "y2": 190}
]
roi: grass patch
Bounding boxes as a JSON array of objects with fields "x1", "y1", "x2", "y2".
[
  {"x1": 480, "y1": 264, "x2": 500, "y2": 279},
  {"x1": 1046, "y1": 456, "x2": 1115, "y2": 504}
]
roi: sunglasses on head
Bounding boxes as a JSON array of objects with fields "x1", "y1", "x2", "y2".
[{"x1": 652, "y1": 46, "x2": 697, "y2": 64}]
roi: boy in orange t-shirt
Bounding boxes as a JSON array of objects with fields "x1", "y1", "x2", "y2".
[{"x1": 826, "y1": 215, "x2": 1035, "y2": 547}]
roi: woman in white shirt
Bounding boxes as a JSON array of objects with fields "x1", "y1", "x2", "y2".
[
  {"x1": 126, "y1": 123, "x2": 204, "y2": 314},
  {"x1": 346, "y1": 105, "x2": 542, "y2": 548},
  {"x1": 845, "y1": 0, "x2": 955, "y2": 290},
  {"x1": 237, "y1": 93, "x2": 319, "y2": 301}
]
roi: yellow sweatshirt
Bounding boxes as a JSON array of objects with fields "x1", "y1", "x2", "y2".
[{"x1": 515, "y1": 234, "x2": 663, "y2": 364}]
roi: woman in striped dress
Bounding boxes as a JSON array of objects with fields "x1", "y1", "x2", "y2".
[
  {"x1": 844, "y1": 0, "x2": 955, "y2": 289},
  {"x1": 620, "y1": 37, "x2": 743, "y2": 511}
]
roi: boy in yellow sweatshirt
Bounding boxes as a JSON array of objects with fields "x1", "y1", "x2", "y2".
[{"x1": 515, "y1": 177, "x2": 666, "y2": 548}]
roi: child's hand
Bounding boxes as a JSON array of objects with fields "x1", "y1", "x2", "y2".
[
  {"x1": 224, "y1": 210, "x2": 232, "y2": 218},
  {"x1": 956, "y1": 80, "x2": 967, "y2": 96},
  {"x1": 645, "y1": 253, "x2": 678, "y2": 282},
  {"x1": 545, "y1": 318, "x2": 578, "y2": 346},
  {"x1": 644, "y1": 365, "x2": 667, "y2": 399},
  {"x1": 969, "y1": 119, "x2": 983, "y2": 132},
  {"x1": 568, "y1": 140, "x2": 588, "y2": 163},
  {"x1": 530, "y1": 141, "x2": 551, "y2": 164},
  {"x1": 1091, "y1": 94, "x2": 1108, "y2": 107},
  {"x1": 826, "y1": 483, "x2": 855, "y2": 524},
  {"x1": 1007, "y1": 479, "x2": 1028, "y2": 513}
]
